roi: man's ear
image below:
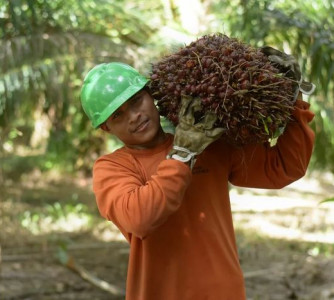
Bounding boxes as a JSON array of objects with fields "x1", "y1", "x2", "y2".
[{"x1": 100, "y1": 123, "x2": 109, "y2": 132}]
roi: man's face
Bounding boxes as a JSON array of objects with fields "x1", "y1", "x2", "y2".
[{"x1": 103, "y1": 90, "x2": 163, "y2": 149}]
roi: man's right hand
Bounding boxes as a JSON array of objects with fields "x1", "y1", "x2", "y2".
[{"x1": 167, "y1": 96, "x2": 224, "y2": 168}]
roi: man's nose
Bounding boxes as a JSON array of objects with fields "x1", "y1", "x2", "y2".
[{"x1": 127, "y1": 106, "x2": 141, "y2": 122}]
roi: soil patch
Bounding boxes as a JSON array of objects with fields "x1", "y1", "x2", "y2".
[{"x1": 1, "y1": 173, "x2": 334, "y2": 300}]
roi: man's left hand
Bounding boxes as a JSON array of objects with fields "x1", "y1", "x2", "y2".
[{"x1": 260, "y1": 46, "x2": 316, "y2": 100}]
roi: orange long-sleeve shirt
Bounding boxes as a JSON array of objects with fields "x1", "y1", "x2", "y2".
[{"x1": 93, "y1": 99, "x2": 315, "y2": 300}]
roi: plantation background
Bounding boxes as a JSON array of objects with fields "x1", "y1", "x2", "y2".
[{"x1": 1, "y1": 0, "x2": 334, "y2": 299}]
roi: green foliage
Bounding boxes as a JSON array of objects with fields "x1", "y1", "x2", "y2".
[
  {"x1": 208, "y1": 0, "x2": 334, "y2": 172},
  {"x1": 320, "y1": 197, "x2": 334, "y2": 204},
  {"x1": 1, "y1": 155, "x2": 48, "y2": 179},
  {"x1": 309, "y1": 100, "x2": 334, "y2": 172},
  {"x1": 20, "y1": 202, "x2": 93, "y2": 235},
  {"x1": 0, "y1": 0, "x2": 158, "y2": 173},
  {"x1": 0, "y1": 0, "x2": 334, "y2": 176}
]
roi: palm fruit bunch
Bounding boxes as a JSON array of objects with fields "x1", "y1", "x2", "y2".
[{"x1": 149, "y1": 33, "x2": 296, "y2": 146}]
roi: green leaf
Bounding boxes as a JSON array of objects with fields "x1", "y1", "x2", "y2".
[
  {"x1": 56, "y1": 245, "x2": 69, "y2": 265},
  {"x1": 261, "y1": 118, "x2": 269, "y2": 135},
  {"x1": 319, "y1": 197, "x2": 334, "y2": 204}
]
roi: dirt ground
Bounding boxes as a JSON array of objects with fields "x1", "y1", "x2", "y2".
[{"x1": 1, "y1": 171, "x2": 334, "y2": 300}]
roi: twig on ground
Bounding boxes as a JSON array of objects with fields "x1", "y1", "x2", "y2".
[{"x1": 57, "y1": 247, "x2": 126, "y2": 297}]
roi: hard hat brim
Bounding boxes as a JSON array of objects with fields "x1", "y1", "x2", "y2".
[{"x1": 92, "y1": 78, "x2": 149, "y2": 128}]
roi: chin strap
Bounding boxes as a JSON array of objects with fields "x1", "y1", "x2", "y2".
[
  {"x1": 167, "y1": 146, "x2": 197, "y2": 170},
  {"x1": 298, "y1": 78, "x2": 316, "y2": 95}
]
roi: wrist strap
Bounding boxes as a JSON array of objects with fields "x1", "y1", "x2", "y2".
[
  {"x1": 167, "y1": 146, "x2": 197, "y2": 169},
  {"x1": 298, "y1": 78, "x2": 316, "y2": 95}
]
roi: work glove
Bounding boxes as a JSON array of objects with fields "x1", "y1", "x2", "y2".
[
  {"x1": 167, "y1": 95, "x2": 224, "y2": 169},
  {"x1": 260, "y1": 46, "x2": 316, "y2": 101}
]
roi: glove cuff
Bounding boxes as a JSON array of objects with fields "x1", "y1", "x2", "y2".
[
  {"x1": 298, "y1": 78, "x2": 316, "y2": 95},
  {"x1": 293, "y1": 78, "x2": 316, "y2": 102},
  {"x1": 167, "y1": 146, "x2": 197, "y2": 169}
]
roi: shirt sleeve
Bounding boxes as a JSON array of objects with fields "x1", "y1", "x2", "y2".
[
  {"x1": 93, "y1": 156, "x2": 192, "y2": 239},
  {"x1": 228, "y1": 99, "x2": 315, "y2": 189}
]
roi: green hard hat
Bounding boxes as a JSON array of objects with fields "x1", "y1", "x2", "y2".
[{"x1": 80, "y1": 62, "x2": 149, "y2": 128}]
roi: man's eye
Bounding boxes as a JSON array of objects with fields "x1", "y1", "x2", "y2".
[
  {"x1": 132, "y1": 97, "x2": 140, "y2": 104},
  {"x1": 112, "y1": 111, "x2": 121, "y2": 120},
  {"x1": 132, "y1": 94, "x2": 144, "y2": 104}
]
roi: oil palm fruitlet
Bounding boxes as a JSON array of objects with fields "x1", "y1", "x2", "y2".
[{"x1": 149, "y1": 33, "x2": 296, "y2": 146}]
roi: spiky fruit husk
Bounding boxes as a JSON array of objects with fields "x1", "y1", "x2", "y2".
[{"x1": 149, "y1": 33, "x2": 296, "y2": 146}]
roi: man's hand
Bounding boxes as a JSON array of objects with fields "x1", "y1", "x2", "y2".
[
  {"x1": 167, "y1": 96, "x2": 224, "y2": 168},
  {"x1": 260, "y1": 46, "x2": 316, "y2": 100}
]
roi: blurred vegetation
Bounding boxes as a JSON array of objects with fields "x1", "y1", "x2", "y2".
[
  {"x1": 20, "y1": 201, "x2": 93, "y2": 235},
  {"x1": 0, "y1": 0, "x2": 333, "y2": 180}
]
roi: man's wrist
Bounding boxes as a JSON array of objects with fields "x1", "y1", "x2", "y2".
[{"x1": 167, "y1": 146, "x2": 197, "y2": 169}]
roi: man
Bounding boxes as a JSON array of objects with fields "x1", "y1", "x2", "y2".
[{"x1": 80, "y1": 59, "x2": 314, "y2": 300}]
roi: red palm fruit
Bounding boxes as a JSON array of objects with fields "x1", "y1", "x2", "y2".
[
  {"x1": 149, "y1": 33, "x2": 295, "y2": 146},
  {"x1": 207, "y1": 86, "x2": 216, "y2": 94},
  {"x1": 186, "y1": 60, "x2": 196, "y2": 68}
]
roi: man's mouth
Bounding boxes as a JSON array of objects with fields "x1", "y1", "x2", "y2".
[{"x1": 134, "y1": 120, "x2": 149, "y2": 133}]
